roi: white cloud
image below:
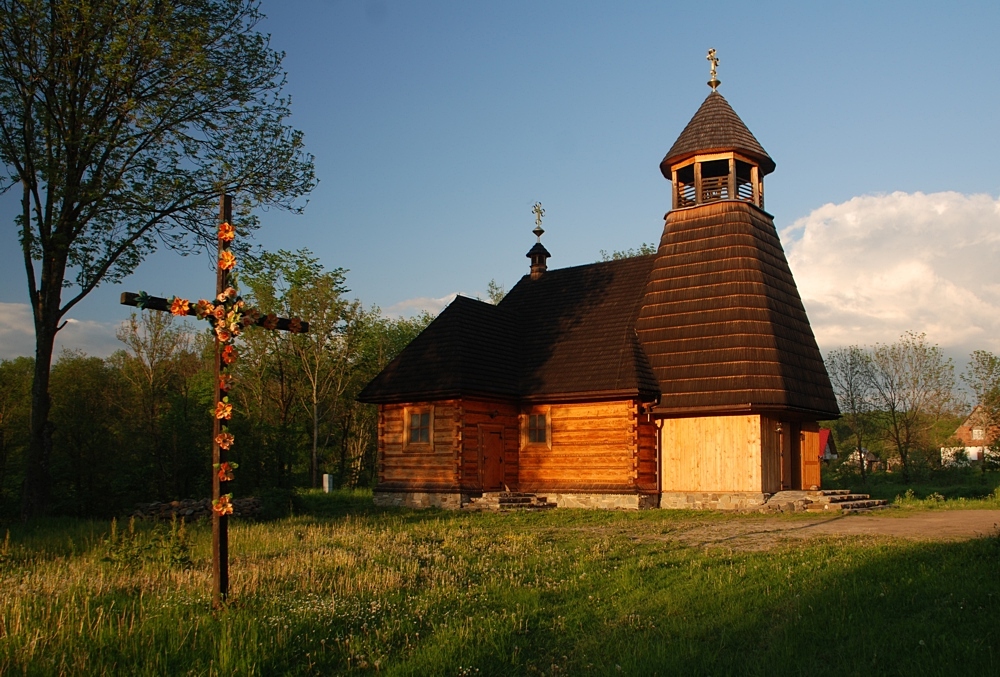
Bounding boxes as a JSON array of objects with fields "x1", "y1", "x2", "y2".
[
  {"x1": 783, "y1": 191, "x2": 1000, "y2": 355},
  {"x1": 384, "y1": 293, "x2": 458, "y2": 318},
  {"x1": 0, "y1": 302, "x2": 123, "y2": 360}
]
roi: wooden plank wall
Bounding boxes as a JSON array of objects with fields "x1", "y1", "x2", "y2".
[
  {"x1": 660, "y1": 415, "x2": 764, "y2": 492},
  {"x1": 758, "y1": 415, "x2": 782, "y2": 494},
  {"x1": 377, "y1": 401, "x2": 461, "y2": 491},
  {"x1": 459, "y1": 399, "x2": 519, "y2": 491},
  {"x1": 519, "y1": 400, "x2": 639, "y2": 493}
]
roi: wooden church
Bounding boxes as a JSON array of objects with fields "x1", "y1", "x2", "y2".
[{"x1": 358, "y1": 56, "x2": 840, "y2": 510}]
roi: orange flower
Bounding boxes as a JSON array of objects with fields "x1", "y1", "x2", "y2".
[
  {"x1": 218, "y1": 222, "x2": 236, "y2": 242},
  {"x1": 215, "y1": 432, "x2": 235, "y2": 451},
  {"x1": 215, "y1": 326, "x2": 232, "y2": 343},
  {"x1": 216, "y1": 461, "x2": 237, "y2": 481},
  {"x1": 222, "y1": 345, "x2": 238, "y2": 365},
  {"x1": 218, "y1": 373, "x2": 233, "y2": 392},
  {"x1": 170, "y1": 297, "x2": 190, "y2": 316},
  {"x1": 217, "y1": 286, "x2": 237, "y2": 303},
  {"x1": 212, "y1": 304, "x2": 226, "y2": 321},
  {"x1": 219, "y1": 251, "x2": 236, "y2": 271},
  {"x1": 215, "y1": 401, "x2": 233, "y2": 420},
  {"x1": 241, "y1": 307, "x2": 261, "y2": 327},
  {"x1": 262, "y1": 313, "x2": 279, "y2": 330},
  {"x1": 289, "y1": 317, "x2": 303, "y2": 334},
  {"x1": 195, "y1": 299, "x2": 214, "y2": 319},
  {"x1": 212, "y1": 494, "x2": 234, "y2": 516}
]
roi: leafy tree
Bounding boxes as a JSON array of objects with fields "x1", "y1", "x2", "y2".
[
  {"x1": 961, "y1": 349, "x2": 1000, "y2": 471},
  {"x1": 0, "y1": 357, "x2": 33, "y2": 514},
  {"x1": 867, "y1": 332, "x2": 958, "y2": 481},
  {"x1": 0, "y1": 0, "x2": 316, "y2": 516},
  {"x1": 599, "y1": 243, "x2": 656, "y2": 261},
  {"x1": 486, "y1": 279, "x2": 506, "y2": 305}
]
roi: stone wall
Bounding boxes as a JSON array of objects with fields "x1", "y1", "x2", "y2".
[
  {"x1": 546, "y1": 493, "x2": 658, "y2": 510},
  {"x1": 372, "y1": 491, "x2": 464, "y2": 509},
  {"x1": 659, "y1": 491, "x2": 769, "y2": 511}
]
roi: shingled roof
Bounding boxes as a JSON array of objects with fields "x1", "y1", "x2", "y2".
[
  {"x1": 635, "y1": 200, "x2": 839, "y2": 417},
  {"x1": 357, "y1": 296, "x2": 520, "y2": 403},
  {"x1": 357, "y1": 256, "x2": 660, "y2": 404},
  {"x1": 660, "y1": 90, "x2": 775, "y2": 177}
]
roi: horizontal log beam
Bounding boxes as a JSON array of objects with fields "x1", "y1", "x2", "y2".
[{"x1": 120, "y1": 292, "x2": 309, "y2": 333}]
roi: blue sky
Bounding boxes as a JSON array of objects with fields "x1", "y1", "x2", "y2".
[{"x1": 2, "y1": 0, "x2": 1000, "y2": 362}]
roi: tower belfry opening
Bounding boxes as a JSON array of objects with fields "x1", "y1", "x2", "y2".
[{"x1": 662, "y1": 50, "x2": 773, "y2": 211}]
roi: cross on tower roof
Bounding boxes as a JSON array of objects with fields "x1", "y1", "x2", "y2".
[{"x1": 707, "y1": 48, "x2": 720, "y2": 90}]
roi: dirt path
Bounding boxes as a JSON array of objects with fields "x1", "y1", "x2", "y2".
[{"x1": 681, "y1": 509, "x2": 1000, "y2": 550}]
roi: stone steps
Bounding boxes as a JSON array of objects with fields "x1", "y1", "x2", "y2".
[
  {"x1": 464, "y1": 492, "x2": 556, "y2": 511},
  {"x1": 762, "y1": 489, "x2": 889, "y2": 514}
]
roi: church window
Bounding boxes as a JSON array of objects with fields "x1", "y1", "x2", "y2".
[
  {"x1": 528, "y1": 414, "x2": 547, "y2": 443},
  {"x1": 522, "y1": 408, "x2": 551, "y2": 449},
  {"x1": 404, "y1": 406, "x2": 433, "y2": 448}
]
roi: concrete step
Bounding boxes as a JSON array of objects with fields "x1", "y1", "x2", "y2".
[{"x1": 806, "y1": 498, "x2": 888, "y2": 512}]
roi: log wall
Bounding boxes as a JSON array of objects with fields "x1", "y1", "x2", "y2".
[
  {"x1": 519, "y1": 400, "x2": 642, "y2": 493},
  {"x1": 459, "y1": 399, "x2": 520, "y2": 491},
  {"x1": 659, "y1": 414, "x2": 765, "y2": 493},
  {"x1": 377, "y1": 401, "x2": 462, "y2": 491}
]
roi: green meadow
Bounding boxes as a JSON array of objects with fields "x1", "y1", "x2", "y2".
[{"x1": 2, "y1": 491, "x2": 998, "y2": 676}]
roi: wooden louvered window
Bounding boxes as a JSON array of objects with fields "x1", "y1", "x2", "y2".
[{"x1": 404, "y1": 406, "x2": 433, "y2": 449}]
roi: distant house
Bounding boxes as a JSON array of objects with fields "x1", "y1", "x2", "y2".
[
  {"x1": 819, "y1": 429, "x2": 837, "y2": 461},
  {"x1": 941, "y1": 406, "x2": 998, "y2": 466}
]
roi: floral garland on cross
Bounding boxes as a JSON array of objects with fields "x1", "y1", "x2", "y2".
[{"x1": 165, "y1": 220, "x2": 303, "y2": 517}]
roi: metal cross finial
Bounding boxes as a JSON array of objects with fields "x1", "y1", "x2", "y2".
[
  {"x1": 532, "y1": 201, "x2": 545, "y2": 241},
  {"x1": 707, "y1": 48, "x2": 720, "y2": 90}
]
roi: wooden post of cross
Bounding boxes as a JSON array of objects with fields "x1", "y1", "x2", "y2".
[{"x1": 120, "y1": 194, "x2": 308, "y2": 608}]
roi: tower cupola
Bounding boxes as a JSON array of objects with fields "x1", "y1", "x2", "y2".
[{"x1": 661, "y1": 50, "x2": 774, "y2": 211}]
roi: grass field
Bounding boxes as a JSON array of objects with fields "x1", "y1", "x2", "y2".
[{"x1": 2, "y1": 491, "x2": 998, "y2": 676}]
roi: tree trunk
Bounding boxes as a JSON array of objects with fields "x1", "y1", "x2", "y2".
[{"x1": 22, "y1": 321, "x2": 56, "y2": 519}]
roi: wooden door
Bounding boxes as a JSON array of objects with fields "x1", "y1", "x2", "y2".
[
  {"x1": 479, "y1": 425, "x2": 505, "y2": 491},
  {"x1": 779, "y1": 421, "x2": 792, "y2": 490},
  {"x1": 799, "y1": 422, "x2": 822, "y2": 490},
  {"x1": 789, "y1": 422, "x2": 802, "y2": 490}
]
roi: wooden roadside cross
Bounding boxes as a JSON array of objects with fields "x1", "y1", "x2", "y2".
[{"x1": 120, "y1": 194, "x2": 308, "y2": 608}]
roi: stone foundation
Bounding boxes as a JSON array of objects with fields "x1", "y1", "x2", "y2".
[
  {"x1": 372, "y1": 491, "x2": 464, "y2": 509},
  {"x1": 546, "y1": 493, "x2": 658, "y2": 510},
  {"x1": 659, "y1": 491, "x2": 770, "y2": 511}
]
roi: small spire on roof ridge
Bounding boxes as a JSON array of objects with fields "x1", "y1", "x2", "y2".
[
  {"x1": 532, "y1": 201, "x2": 545, "y2": 242},
  {"x1": 707, "y1": 48, "x2": 720, "y2": 91}
]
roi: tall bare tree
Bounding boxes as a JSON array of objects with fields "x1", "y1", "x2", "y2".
[
  {"x1": 826, "y1": 345, "x2": 876, "y2": 481},
  {"x1": 0, "y1": 0, "x2": 316, "y2": 516}
]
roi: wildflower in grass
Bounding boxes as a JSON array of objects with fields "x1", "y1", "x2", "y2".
[
  {"x1": 222, "y1": 345, "x2": 238, "y2": 364},
  {"x1": 215, "y1": 401, "x2": 233, "y2": 420},
  {"x1": 218, "y1": 221, "x2": 236, "y2": 242},
  {"x1": 215, "y1": 432, "x2": 235, "y2": 451},
  {"x1": 170, "y1": 297, "x2": 190, "y2": 316},
  {"x1": 213, "y1": 494, "x2": 234, "y2": 515},
  {"x1": 219, "y1": 250, "x2": 236, "y2": 270}
]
